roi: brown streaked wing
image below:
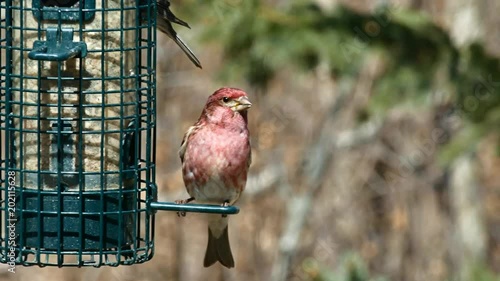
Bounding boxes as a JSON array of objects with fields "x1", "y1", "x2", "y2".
[{"x1": 179, "y1": 124, "x2": 201, "y2": 162}]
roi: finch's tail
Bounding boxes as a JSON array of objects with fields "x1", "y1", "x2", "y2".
[{"x1": 204, "y1": 225, "x2": 234, "y2": 268}]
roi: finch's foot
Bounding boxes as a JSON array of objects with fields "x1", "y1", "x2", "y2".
[
  {"x1": 221, "y1": 201, "x2": 230, "y2": 218},
  {"x1": 175, "y1": 197, "x2": 194, "y2": 217}
]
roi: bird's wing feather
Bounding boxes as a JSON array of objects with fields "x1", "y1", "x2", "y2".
[
  {"x1": 247, "y1": 139, "x2": 252, "y2": 168},
  {"x1": 156, "y1": 0, "x2": 202, "y2": 68},
  {"x1": 179, "y1": 124, "x2": 200, "y2": 162},
  {"x1": 157, "y1": 0, "x2": 190, "y2": 28},
  {"x1": 170, "y1": 34, "x2": 202, "y2": 68}
]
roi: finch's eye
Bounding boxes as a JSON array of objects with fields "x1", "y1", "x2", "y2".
[{"x1": 222, "y1": 97, "x2": 230, "y2": 103}]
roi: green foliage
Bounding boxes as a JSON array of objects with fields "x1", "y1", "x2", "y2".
[
  {"x1": 187, "y1": 1, "x2": 460, "y2": 94},
  {"x1": 468, "y1": 263, "x2": 500, "y2": 281},
  {"x1": 370, "y1": 63, "x2": 432, "y2": 113},
  {"x1": 188, "y1": 0, "x2": 370, "y2": 87},
  {"x1": 297, "y1": 253, "x2": 389, "y2": 281},
  {"x1": 455, "y1": 43, "x2": 500, "y2": 123},
  {"x1": 439, "y1": 124, "x2": 487, "y2": 164},
  {"x1": 297, "y1": 253, "x2": 500, "y2": 281}
]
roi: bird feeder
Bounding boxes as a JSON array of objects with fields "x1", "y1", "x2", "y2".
[{"x1": 0, "y1": 0, "x2": 238, "y2": 267}]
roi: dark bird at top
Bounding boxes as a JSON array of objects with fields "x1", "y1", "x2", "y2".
[{"x1": 157, "y1": 0, "x2": 202, "y2": 68}]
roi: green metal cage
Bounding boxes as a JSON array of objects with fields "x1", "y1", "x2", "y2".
[{"x1": 0, "y1": 0, "x2": 238, "y2": 268}]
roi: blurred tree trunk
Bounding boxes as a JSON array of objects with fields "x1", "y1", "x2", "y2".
[{"x1": 450, "y1": 155, "x2": 487, "y2": 281}]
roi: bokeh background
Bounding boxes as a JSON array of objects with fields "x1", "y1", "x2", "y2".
[{"x1": 2, "y1": 0, "x2": 500, "y2": 280}]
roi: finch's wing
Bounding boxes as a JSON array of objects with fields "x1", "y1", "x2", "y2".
[
  {"x1": 179, "y1": 125, "x2": 200, "y2": 162},
  {"x1": 247, "y1": 139, "x2": 252, "y2": 168}
]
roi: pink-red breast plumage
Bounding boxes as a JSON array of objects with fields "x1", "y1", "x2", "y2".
[{"x1": 179, "y1": 87, "x2": 252, "y2": 268}]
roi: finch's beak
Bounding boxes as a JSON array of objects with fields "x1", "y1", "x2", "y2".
[{"x1": 232, "y1": 96, "x2": 252, "y2": 112}]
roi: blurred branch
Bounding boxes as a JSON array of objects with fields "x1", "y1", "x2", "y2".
[
  {"x1": 245, "y1": 164, "x2": 286, "y2": 196},
  {"x1": 450, "y1": 155, "x2": 487, "y2": 280},
  {"x1": 271, "y1": 104, "x2": 382, "y2": 281},
  {"x1": 335, "y1": 118, "x2": 383, "y2": 149},
  {"x1": 270, "y1": 76, "x2": 348, "y2": 280},
  {"x1": 271, "y1": 52, "x2": 384, "y2": 280},
  {"x1": 245, "y1": 117, "x2": 382, "y2": 199}
]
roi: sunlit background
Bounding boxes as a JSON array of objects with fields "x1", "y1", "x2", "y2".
[{"x1": 2, "y1": 0, "x2": 499, "y2": 280}]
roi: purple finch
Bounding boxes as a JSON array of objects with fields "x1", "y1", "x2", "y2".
[{"x1": 178, "y1": 88, "x2": 252, "y2": 268}]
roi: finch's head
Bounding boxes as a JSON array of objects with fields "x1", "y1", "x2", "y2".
[{"x1": 206, "y1": 87, "x2": 252, "y2": 113}]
